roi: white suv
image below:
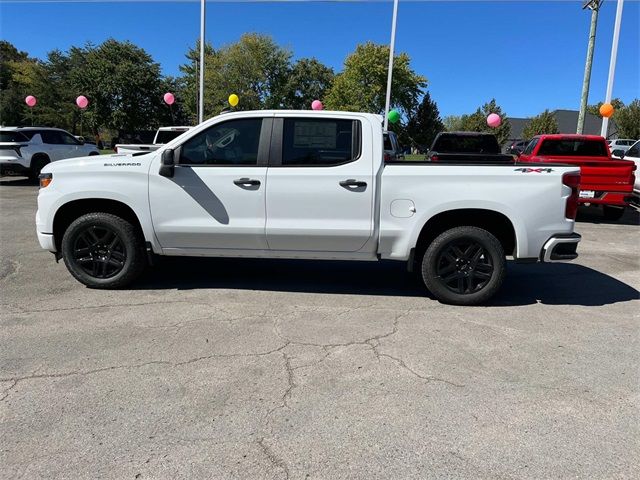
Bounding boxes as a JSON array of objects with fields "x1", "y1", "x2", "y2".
[
  {"x1": 0, "y1": 127, "x2": 100, "y2": 179},
  {"x1": 607, "y1": 138, "x2": 637, "y2": 154}
]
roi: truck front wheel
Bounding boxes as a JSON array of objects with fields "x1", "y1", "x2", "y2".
[
  {"x1": 420, "y1": 226, "x2": 506, "y2": 306},
  {"x1": 61, "y1": 212, "x2": 147, "y2": 289}
]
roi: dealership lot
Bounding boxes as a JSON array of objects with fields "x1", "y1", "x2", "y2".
[{"x1": 1, "y1": 178, "x2": 638, "y2": 479}]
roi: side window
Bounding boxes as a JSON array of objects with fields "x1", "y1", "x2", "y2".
[
  {"x1": 59, "y1": 131, "x2": 80, "y2": 145},
  {"x1": 178, "y1": 118, "x2": 262, "y2": 166},
  {"x1": 627, "y1": 143, "x2": 639, "y2": 158},
  {"x1": 41, "y1": 131, "x2": 63, "y2": 144},
  {"x1": 282, "y1": 118, "x2": 357, "y2": 166},
  {"x1": 523, "y1": 137, "x2": 538, "y2": 154}
]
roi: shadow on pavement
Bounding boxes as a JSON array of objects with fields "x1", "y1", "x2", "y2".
[
  {"x1": 135, "y1": 257, "x2": 638, "y2": 307},
  {"x1": 576, "y1": 206, "x2": 639, "y2": 226},
  {"x1": 0, "y1": 177, "x2": 36, "y2": 187}
]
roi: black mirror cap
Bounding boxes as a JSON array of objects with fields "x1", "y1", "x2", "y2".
[
  {"x1": 159, "y1": 148, "x2": 175, "y2": 177},
  {"x1": 611, "y1": 149, "x2": 625, "y2": 158}
]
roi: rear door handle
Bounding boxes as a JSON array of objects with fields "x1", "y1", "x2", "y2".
[
  {"x1": 339, "y1": 179, "x2": 367, "y2": 188},
  {"x1": 233, "y1": 177, "x2": 261, "y2": 187}
]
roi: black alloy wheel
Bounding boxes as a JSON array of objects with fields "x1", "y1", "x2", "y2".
[
  {"x1": 435, "y1": 239, "x2": 494, "y2": 295},
  {"x1": 72, "y1": 225, "x2": 127, "y2": 279}
]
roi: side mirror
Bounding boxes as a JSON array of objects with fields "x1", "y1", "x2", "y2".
[
  {"x1": 611, "y1": 149, "x2": 625, "y2": 158},
  {"x1": 159, "y1": 149, "x2": 175, "y2": 178}
]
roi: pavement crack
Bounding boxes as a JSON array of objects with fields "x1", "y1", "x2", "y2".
[
  {"x1": 377, "y1": 352, "x2": 464, "y2": 388},
  {"x1": 257, "y1": 438, "x2": 290, "y2": 480}
]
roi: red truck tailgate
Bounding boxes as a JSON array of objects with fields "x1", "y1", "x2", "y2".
[{"x1": 527, "y1": 156, "x2": 636, "y2": 192}]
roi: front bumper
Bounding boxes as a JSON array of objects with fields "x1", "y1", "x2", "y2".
[
  {"x1": 37, "y1": 231, "x2": 56, "y2": 252},
  {"x1": 540, "y1": 233, "x2": 581, "y2": 262}
]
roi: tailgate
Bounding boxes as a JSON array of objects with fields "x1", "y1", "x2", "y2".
[{"x1": 537, "y1": 156, "x2": 636, "y2": 192}]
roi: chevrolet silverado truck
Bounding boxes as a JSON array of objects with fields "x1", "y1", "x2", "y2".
[
  {"x1": 426, "y1": 132, "x2": 515, "y2": 164},
  {"x1": 36, "y1": 110, "x2": 582, "y2": 305},
  {"x1": 519, "y1": 134, "x2": 636, "y2": 221},
  {"x1": 115, "y1": 126, "x2": 192, "y2": 154}
]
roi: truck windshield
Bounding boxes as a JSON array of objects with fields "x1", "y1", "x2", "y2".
[
  {"x1": 433, "y1": 135, "x2": 499, "y2": 154},
  {"x1": 155, "y1": 129, "x2": 188, "y2": 144},
  {"x1": 538, "y1": 139, "x2": 607, "y2": 157}
]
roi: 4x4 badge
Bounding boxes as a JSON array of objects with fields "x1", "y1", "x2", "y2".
[{"x1": 514, "y1": 167, "x2": 554, "y2": 173}]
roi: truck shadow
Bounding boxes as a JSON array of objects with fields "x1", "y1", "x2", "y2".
[
  {"x1": 576, "y1": 206, "x2": 639, "y2": 226},
  {"x1": 136, "y1": 258, "x2": 638, "y2": 307}
]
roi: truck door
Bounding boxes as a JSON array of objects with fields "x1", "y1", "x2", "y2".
[
  {"x1": 265, "y1": 116, "x2": 374, "y2": 252},
  {"x1": 149, "y1": 117, "x2": 271, "y2": 251}
]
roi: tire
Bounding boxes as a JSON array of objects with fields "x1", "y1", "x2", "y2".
[
  {"x1": 602, "y1": 205, "x2": 625, "y2": 221},
  {"x1": 28, "y1": 155, "x2": 50, "y2": 180},
  {"x1": 61, "y1": 212, "x2": 147, "y2": 288},
  {"x1": 420, "y1": 226, "x2": 506, "y2": 306}
]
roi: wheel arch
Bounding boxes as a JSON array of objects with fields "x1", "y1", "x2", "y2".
[
  {"x1": 412, "y1": 208, "x2": 517, "y2": 267},
  {"x1": 53, "y1": 198, "x2": 147, "y2": 252}
]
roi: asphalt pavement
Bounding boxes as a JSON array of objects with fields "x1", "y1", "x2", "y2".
[{"x1": 1, "y1": 177, "x2": 638, "y2": 479}]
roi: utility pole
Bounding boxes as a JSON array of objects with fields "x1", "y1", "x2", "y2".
[
  {"x1": 577, "y1": 0, "x2": 603, "y2": 134},
  {"x1": 383, "y1": 0, "x2": 399, "y2": 131},
  {"x1": 198, "y1": 0, "x2": 206, "y2": 124},
  {"x1": 601, "y1": 0, "x2": 625, "y2": 138}
]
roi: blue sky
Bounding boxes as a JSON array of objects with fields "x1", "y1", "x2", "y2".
[{"x1": 1, "y1": 1, "x2": 638, "y2": 118}]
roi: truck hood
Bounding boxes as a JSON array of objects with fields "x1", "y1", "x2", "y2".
[{"x1": 42, "y1": 152, "x2": 155, "y2": 175}]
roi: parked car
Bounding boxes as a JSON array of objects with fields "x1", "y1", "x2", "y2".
[
  {"x1": 612, "y1": 140, "x2": 640, "y2": 205},
  {"x1": 383, "y1": 131, "x2": 405, "y2": 161},
  {"x1": 507, "y1": 139, "x2": 529, "y2": 156},
  {"x1": 426, "y1": 132, "x2": 515, "y2": 164},
  {"x1": 0, "y1": 127, "x2": 100, "y2": 179},
  {"x1": 607, "y1": 138, "x2": 637, "y2": 154},
  {"x1": 519, "y1": 134, "x2": 636, "y2": 220},
  {"x1": 115, "y1": 126, "x2": 192, "y2": 154},
  {"x1": 36, "y1": 110, "x2": 582, "y2": 305}
]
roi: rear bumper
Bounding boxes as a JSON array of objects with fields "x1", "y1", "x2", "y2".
[
  {"x1": 578, "y1": 191, "x2": 632, "y2": 206},
  {"x1": 0, "y1": 161, "x2": 30, "y2": 175},
  {"x1": 540, "y1": 233, "x2": 581, "y2": 262}
]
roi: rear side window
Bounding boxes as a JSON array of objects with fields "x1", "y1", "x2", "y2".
[
  {"x1": 538, "y1": 139, "x2": 607, "y2": 157},
  {"x1": 0, "y1": 131, "x2": 29, "y2": 142},
  {"x1": 282, "y1": 118, "x2": 358, "y2": 166},
  {"x1": 41, "y1": 131, "x2": 64, "y2": 144}
]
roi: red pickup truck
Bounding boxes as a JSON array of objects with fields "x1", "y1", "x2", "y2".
[{"x1": 519, "y1": 134, "x2": 636, "y2": 220}]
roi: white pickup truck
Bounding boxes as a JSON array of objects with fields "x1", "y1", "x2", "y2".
[
  {"x1": 114, "y1": 126, "x2": 191, "y2": 154},
  {"x1": 36, "y1": 110, "x2": 582, "y2": 305}
]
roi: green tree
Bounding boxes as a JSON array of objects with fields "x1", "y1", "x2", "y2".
[
  {"x1": 443, "y1": 115, "x2": 466, "y2": 132},
  {"x1": 282, "y1": 58, "x2": 334, "y2": 110},
  {"x1": 70, "y1": 39, "x2": 165, "y2": 134},
  {"x1": 324, "y1": 42, "x2": 426, "y2": 118},
  {"x1": 0, "y1": 41, "x2": 38, "y2": 126},
  {"x1": 522, "y1": 109, "x2": 559, "y2": 139},
  {"x1": 614, "y1": 99, "x2": 640, "y2": 139},
  {"x1": 196, "y1": 34, "x2": 292, "y2": 116},
  {"x1": 406, "y1": 92, "x2": 444, "y2": 150},
  {"x1": 459, "y1": 99, "x2": 512, "y2": 145}
]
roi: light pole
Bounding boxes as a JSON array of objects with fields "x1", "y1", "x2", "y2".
[
  {"x1": 601, "y1": 0, "x2": 625, "y2": 138},
  {"x1": 577, "y1": 0, "x2": 602, "y2": 135},
  {"x1": 198, "y1": 0, "x2": 206, "y2": 124},
  {"x1": 383, "y1": 0, "x2": 399, "y2": 131}
]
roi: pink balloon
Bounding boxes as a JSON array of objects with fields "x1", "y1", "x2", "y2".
[
  {"x1": 25, "y1": 95, "x2": 37, "y2": 108},
  {"x1": 311, "y1": 100, "x2": 323, "y2": 111},
  {"x1": 76, "y1": 95, "x2": 89, "y2": 109},
  {"x1": 163, "y1": 92, "x2": 175, "y2": 105},
  {"x1": 487, "y1": 113, "x2": 501, "y2": 128}
]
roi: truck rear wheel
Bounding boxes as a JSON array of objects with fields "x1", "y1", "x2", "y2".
[
  {"x1": 61, "y1": 212, "x2": 147, "y2": 289},
  {"x1": 420, "y1": 226, "x2": 506, "y2": 306}
]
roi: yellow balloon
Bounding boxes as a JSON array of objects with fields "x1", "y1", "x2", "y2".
[{"x1": 228, "y1": 94, "x2": 239, "y2": 107}]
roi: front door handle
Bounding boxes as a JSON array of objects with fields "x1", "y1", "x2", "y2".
[
  {"x1": 233, "y1": 177, "x2": 261, "y2": 187},
  {"x1": 339, "y1": 179, "x2": 367, "y2": 188}
]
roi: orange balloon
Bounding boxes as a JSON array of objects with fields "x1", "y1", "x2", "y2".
[{"x1": 599, "y1": 103, "x2": 614, "y2": 118}]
